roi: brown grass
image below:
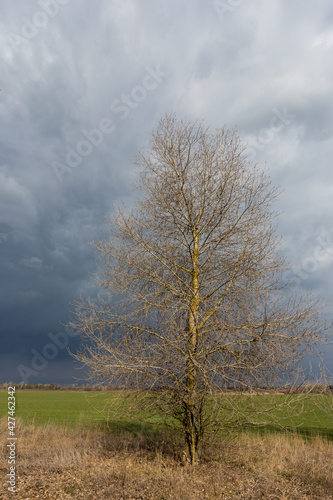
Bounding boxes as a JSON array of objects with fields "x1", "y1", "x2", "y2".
[{"x1": 1, "y1": 418, "x2": 333, "y2": 499}]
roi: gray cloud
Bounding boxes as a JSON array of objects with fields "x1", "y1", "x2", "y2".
[{"x1": 0, "y1": 0, "x2": 332, "y2": 384}]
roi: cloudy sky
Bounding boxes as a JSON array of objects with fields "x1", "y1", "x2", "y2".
[{"x1": 1, "y1": 0, "x2": 333, "y2": 385}]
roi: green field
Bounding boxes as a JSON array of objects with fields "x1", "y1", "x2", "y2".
[
  {"x1": 1, "y1": 390, "x2": 332, "y2": 439},
  {"x1": 0, "y1": 390, "x2": 113, "y2": 427}
]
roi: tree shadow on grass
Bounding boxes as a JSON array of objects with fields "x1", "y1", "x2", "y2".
[
  {"x1": 94, "y1": 417, "x2": 169, "y2": 435},
  {"x1": 232, "y1": 423, "x2": 333, "y2": 441},
  {"x1": 90, "y1": 418, "x2": 186, "y2": 460},
  {"x1": 85, "y1": 417, "x2": 333, "y2": 465},
  {"x1": 93, "y1": 416, "x2": 333, "y2": 443}
]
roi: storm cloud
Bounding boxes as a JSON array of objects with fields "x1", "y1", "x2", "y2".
[{"x1": 0, "y1": 0, "x2": 332, "y2": 384}]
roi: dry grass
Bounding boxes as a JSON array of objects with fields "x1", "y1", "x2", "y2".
[{"x1": 1, "y1": 418, "x2": 333, "y2": 499}]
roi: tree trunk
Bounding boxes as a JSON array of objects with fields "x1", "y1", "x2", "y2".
[
  {"x1": 185, "y1": 232, "x2": 200, "y2": 465},
  {"x1": 185, "y1": 403, "x2": 199, "y2": 465}
]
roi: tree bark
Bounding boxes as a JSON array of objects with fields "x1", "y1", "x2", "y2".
[{"x1": 185, "y1": 231, "x2": 200, "y2": 464}]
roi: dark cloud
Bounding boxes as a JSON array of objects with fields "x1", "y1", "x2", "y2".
[{"x1": 0, "y1": 0, "x2": 332, "y2": 384}]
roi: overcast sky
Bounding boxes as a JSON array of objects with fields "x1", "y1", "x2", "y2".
[{"x1": 1, "y1": 0, "x2": 333, "y2": 385}]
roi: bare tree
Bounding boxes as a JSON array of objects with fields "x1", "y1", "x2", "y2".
[{"x1": 71, "y1": 113, "x2": 330, "y2": 464}]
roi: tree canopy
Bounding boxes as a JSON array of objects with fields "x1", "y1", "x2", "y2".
[{"x1": 71, "y1": 113, "x2": 330, "y2": 464}]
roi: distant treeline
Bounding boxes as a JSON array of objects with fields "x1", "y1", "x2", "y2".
[
  {"x1": 0, "y1": 382, "x2": 108, "y2": 391},
  {"x1": 0, "y1": 382, "x2": 333, "y2": 394}
]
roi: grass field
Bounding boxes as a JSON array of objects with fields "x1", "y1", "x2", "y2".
[
  {"x1": 0, "y1": 390, "x2": 332, "y2": 438},
  {"x1": 1, "y1": 390, "x2": 333, "y2": 498},
  {"x1": 0, "y1": 390, "x2": 111, "y2": 427}
]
